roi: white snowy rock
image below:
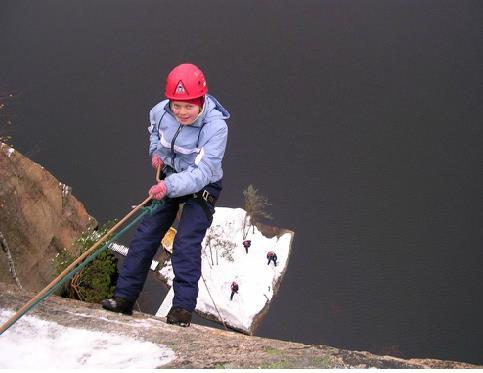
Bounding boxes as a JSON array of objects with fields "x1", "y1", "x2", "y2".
[
  {"x1": 156, "y1": 207, "x2": 294, "y2": 335},
  {"x1": 0, "y1": 143, "x2": 15, "y2": 158},
  {"x1": 0, "y1": 308, "x2": 176, "y2": 369},
  {"x1": 109, "y1": 207, "x2": 294, "y2": 334}
]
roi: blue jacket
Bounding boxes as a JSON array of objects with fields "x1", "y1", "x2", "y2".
[{"x1": 148, "y1": 94, "x2": 230, "y2": 198}]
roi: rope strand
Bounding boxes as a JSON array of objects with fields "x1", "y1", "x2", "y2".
[
  {"x1": 201, "y1": 273, "x2": 228, "y2": 331},
  {"x1": 0, "y1": 198, "x2": 161, "y2": 336}
]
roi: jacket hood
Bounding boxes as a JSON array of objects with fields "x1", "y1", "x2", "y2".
[{"x1": 203, "y1": 94, "x2": 230, "y2": 121}]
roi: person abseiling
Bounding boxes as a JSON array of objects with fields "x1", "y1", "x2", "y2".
[{"x1": 101, "y1": 63, "x2": 230, "y2": 327}]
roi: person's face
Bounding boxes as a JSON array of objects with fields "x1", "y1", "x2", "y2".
[{"x1": 171, "y1": 101, "x2": 201, "y2": 125}]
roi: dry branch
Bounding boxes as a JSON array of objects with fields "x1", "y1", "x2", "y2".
[{"x1": 0, "y1": 231, "x2": 23, "y2": 289}]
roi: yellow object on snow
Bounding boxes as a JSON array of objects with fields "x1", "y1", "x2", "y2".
[{"x1": 161, "y1": 227, "x2": 177, "y2": 253}]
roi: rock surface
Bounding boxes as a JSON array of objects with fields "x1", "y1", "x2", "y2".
[
  {"x1": 0, "y1": 283, "x2": 480, "y2": 369},
  {"x1": 0, "y1": 143, "x2": 96, "y2": 291}
]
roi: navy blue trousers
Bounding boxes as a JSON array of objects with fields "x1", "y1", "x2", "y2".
[{"x1": 115, "y1": 179, "x2": 222, "y2": 312}]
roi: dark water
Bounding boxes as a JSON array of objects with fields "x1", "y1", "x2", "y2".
[{"x1": 1, "y1": 0, "x2": 482, "y2": 364}]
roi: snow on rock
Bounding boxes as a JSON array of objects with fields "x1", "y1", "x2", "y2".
[
  {"x1": 58, "y1": 182, "x2": 71, "y2": 197},
  {"x1": 156, "y1": 207, "x2": 294, "y2": 334},
  {"x1": 0, "y1": 142, "x2": 14, "y2": 157},
  {"x1": 0, "y1": 308, "x2": 175, "y2": 369},
  {"x1": 109, "y1": 207, "x2": 294, "y2": 334}
]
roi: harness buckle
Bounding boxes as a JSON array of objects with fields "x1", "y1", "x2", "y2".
[
  {"x1": 201, "y1": 190, "x2": 210, "y2": 203},
  {"x1": 193, "y1": 189, "x2": 216, "y2": 207}
]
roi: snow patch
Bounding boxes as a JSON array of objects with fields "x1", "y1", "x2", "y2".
[
  {"x1": 58, "y1": 182, "x2": 71, "y2": 197},
  {"x1": 1, "y1": 143, "x2": 15, "y2": 157},
  {"x1": 0, "y1": 308, "x2": 176, "y2": 368},
  {"x1": 156, "y1": 207, "x2": 292, "y2": 333},
  {"x1": 109, "y1": 207, "x2": 292, "y2": 333}
]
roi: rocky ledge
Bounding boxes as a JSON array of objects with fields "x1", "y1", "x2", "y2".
[{"x1": 0, "y1": 283, "x2": 480, "y2": 369}]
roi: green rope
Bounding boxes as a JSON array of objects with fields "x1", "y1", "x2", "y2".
[
  {"x1": 45, "y1": 200, "x2": 162, "y2": 298},
  {"x1": 2, "y1": 200, "x2": 162, "y2": 335}
]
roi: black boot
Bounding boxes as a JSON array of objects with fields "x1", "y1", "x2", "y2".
[
  {"x1": 166, "y1": 307, "x2": 192, "y2": 327},
  {"x1": 101, "y1": 297, "x2": 134, "y2": 315}
]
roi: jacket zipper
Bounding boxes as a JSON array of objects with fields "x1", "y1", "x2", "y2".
[{"x1": 170, "y1": 125, "x2": 183, "y2": 161}]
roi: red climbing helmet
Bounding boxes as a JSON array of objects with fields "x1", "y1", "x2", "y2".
[{"x1": 165, "y1": 63, "x2": 208, "y2": 101}]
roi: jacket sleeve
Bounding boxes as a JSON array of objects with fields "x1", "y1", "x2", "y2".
[
  {"x1": 148, "y1": 106, "x2": 162, "y2": 157},
  {"x1": 164, "y1": 121, "x2": 228, "y2": 197}
]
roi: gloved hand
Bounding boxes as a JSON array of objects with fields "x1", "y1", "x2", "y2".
[
  {"x1": 151, "y1": 154, "x2": 164, "y2": 169},
  {"x1": 149, "y1": 181, "x2": 168, "y2": 200}
]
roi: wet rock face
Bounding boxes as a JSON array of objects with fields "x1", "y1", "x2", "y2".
[{"x1": 0, "y1": 143, "x2": 96, "y2": 291}]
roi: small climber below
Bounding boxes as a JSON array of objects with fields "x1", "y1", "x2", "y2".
[
  {"x1": 230, "y1": 281, "x2": 239, "y2": 301},
  {"x1": 242, "y1": 239, "x2": 251, "y2": 254},
  {"x1": 267, "y1": 251, "x2": 278, "y2": 266}
]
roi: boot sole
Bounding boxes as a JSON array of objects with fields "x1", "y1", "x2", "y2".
[
  {"x1": 102, "y1": 307, "x2": 133, "y2": 316},
  {"x1": 167, "y1": 319, "x2": 190, "y2": 327},
  {"x1": 101, "y1": 302, "x2": 133, "y2": 316}
]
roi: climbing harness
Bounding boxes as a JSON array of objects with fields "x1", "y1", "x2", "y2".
[
  {"x1": 157, "y1": 162, "x2": 217, "y2": 222},
  {"x1": 0, "y1": 195, "x2": 162, "y2": 336},
  {"x1": 192, "y1": 189, "x2": 217, "y2": 222}
]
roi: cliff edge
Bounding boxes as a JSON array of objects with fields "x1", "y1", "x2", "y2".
[{"x1": 0, "y1": 283, "x2": 480, "y2": 369}]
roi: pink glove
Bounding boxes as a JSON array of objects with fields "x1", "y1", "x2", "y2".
[
  {"x1": 151, "y1": 154, "x2": 164, "y2": 169},
  {"x1": 149, "y1": 181, "x2": 168, "y2": 200}
]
